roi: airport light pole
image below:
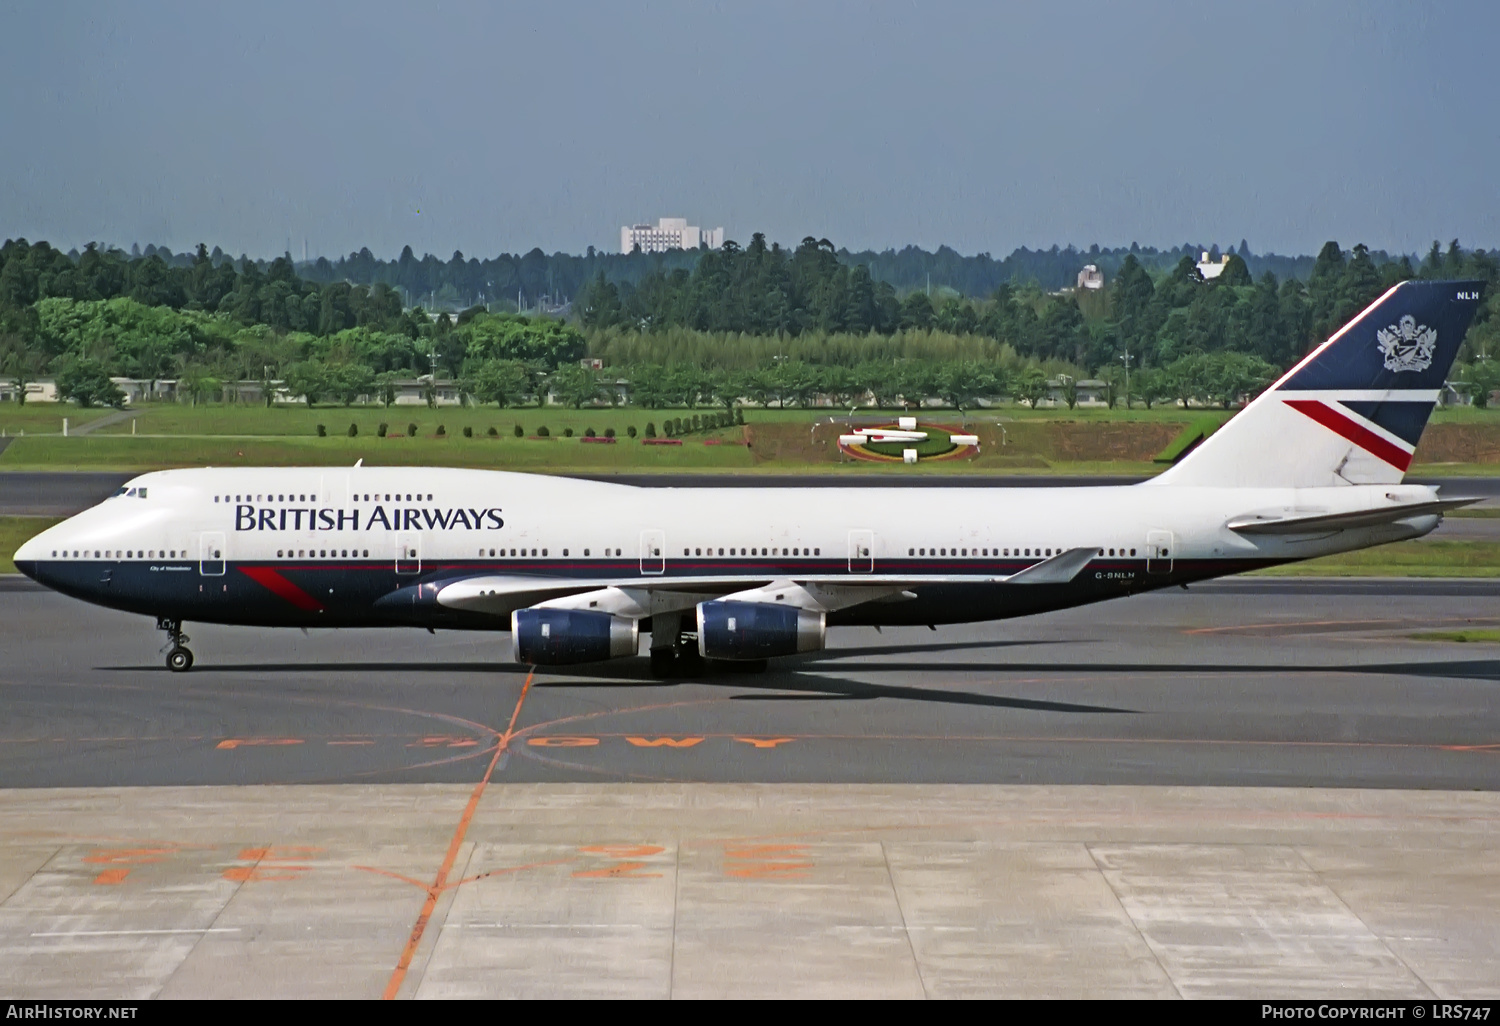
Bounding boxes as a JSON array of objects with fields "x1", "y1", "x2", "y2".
[{"x1": 1120, "y1": 346, "x2": 1133, "y2": 410}]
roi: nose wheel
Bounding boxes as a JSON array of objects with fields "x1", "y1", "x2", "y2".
[{"x1": 157, "y1": 617, "x2": 194, "y2": 672}]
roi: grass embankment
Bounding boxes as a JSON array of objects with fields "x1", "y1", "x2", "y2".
[
  {"x1": 0, "y1": 434, "x2": 762, "y2": 472},
  {"x1": 0, "y1": 517, "x2": 62, "y2": 574},
  {"x1": 1248, "y1": 540, "x2": 1500, "y2": 578},
  {"x1": 0, "y1": 406, "x2": 1179, "y2": 474},
  {"x1": 1408, "y1": 629, "x2": 1500, "y2": 643},
  {"x1": 6, "y1": 402, "x2": 1500, "y2": 476},
  {"x1": 92, "y1": 405, "x2": 681, "y2": 437},
  {"x1": 0, "y1": 407, "x2": 115, "y2": 436}
]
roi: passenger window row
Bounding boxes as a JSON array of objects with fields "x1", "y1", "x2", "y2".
[
  {"x1": 906, "y1": 546, "x2": 1139, "y2": 557},
  {"x1": 47, "y1": 544, "x2": 1142, "y2": 563},
  {"x1": 275, "y1": 549, "x2": 371, "y2": 558},
  {"x1": 214, "y1": 493, "x2": 436, "y2": 503},
  {"x1": 477, "y1": 548, "x2": 625, "y2": 557},
  {"x1": 51, "y1": 549, "x2": 181, "y2": 559},
  {"x1": 683, "y1": 547, "x2": 820, "y2": 557}
]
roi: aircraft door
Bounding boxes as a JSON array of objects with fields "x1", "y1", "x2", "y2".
[
  {"x1": 640, "y1": 529, "x2": 665, "y2": 575},
  {"x1": 848, "y1": 529, "x2": 874, "y2": 573},
  {"x1": 1146, "y1": 530, "x2": 1174, "y2": 575},
  {"x1": 199, "y1": 531, "x2": 226, "y2": 576},
  {"x1": 320, "y1": 470, "x2": 347, "y2": 507},
  {"x1": 396, "y1": 533, "x2": 421, "y2": 575}
]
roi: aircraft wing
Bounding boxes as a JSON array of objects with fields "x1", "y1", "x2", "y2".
[
  {"x1": 424, "y1": 545, "x2": 1104, "y2": 620},
  {"x1": 1225, "y1": 497, "x2": 1481, "y2": 534}
]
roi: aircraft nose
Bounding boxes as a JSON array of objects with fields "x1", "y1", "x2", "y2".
[{"x1": 13, "y1": 523, "x2": 60, "y2": 582}]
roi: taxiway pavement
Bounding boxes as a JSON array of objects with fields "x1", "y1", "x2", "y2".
[
  {"x1": 3, "y1": 575, "x2": 1500, "y2": 997},
  {"x1": 3, "y1": 784, "x2": 1498, "y2": 999},
  {"x1": 1, "y1": 577, "x2": 1497, "y2": 789}
]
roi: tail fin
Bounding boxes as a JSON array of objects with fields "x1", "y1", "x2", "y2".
[{"x1": 1149, "y1": 279, "x2": 1486, "y2": 488}]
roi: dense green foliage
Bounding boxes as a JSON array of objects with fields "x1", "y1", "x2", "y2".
[
  {"x1": 578, "y1": 237, "x2": 1498, "y2": 377},
  {"x1": 3, "y1": 234, "x2": 1498, "y2": 411},
  {"x1": 0, "y1": 237, "x2": 588, "y2": 405},
  {"x1": 286, "y1": 237, "x2": 1394, "y2": 302}
]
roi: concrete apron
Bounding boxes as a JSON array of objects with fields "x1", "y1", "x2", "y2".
[{"x1": 0, "y1": 784, "x2": 1496, "y2": 999}]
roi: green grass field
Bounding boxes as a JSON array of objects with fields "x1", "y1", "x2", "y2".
[
  {"x1": 1407, "y1": 629, "x2": 1500, "y2": 643},
  {"x1": 0, "y1": 517, "x2": 62, "y2": 574},
  {"x1": 0, "y1": 433, "x2": 764, "y2": 472},
  {"x1": 91, "y1": 404, "x2": 692, "y2": 437},
  {"x1": 82, "y1": 402, "x2": 1219, "y2": 438},
  {"x1": 5, "y1": 400, "x2": 1500, "y2": 478},
  {"x1": 1248, "y1": 540, "x2": 1500, "y2": 577},
  {"x1": 0, "y1": 406, "x2": 115, "y2": 436}
]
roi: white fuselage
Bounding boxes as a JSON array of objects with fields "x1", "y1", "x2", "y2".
[{"x1": 15, "y1": 467, "x2": 1439, "y2": 633}]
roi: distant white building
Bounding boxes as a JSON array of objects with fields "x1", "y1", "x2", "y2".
[
  {"x1": 1196, "y1": 251, "x2": 1230, "y2": 280},
  {"x1": 1076, "y1": 264, "x2": 1104, "y2": 290},
  {"x1": 1044, "y1": 378, "x2": 1110, "y2": 407},
  {"x1": 0, "y1": 379, "x2": 59, "y2": 403},
  {"x1": 620, "y1": 217, "x2": 725, "y2": 254}
]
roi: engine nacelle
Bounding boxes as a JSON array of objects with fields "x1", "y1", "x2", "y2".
[
  {"x1": 511, "y1": 608, "x2": 638, "y2": 666},
  {"x1": 696, "y1": 601, "x2": 825, "y2": 660}
]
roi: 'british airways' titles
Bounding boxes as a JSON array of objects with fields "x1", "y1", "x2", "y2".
[{"x1": 234, "y1": 504, "x2": 504, "y2": 532}]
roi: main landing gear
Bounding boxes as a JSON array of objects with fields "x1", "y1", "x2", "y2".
[
  {"x1": 648, "y1": 611, "x2": 700, "y2": 679},
  {"x1": 157, "y1": 617, "x2": 194, "y2": 672},
  {"x1": 647, "y1": 612, "x2": 767, "y2": 679}
]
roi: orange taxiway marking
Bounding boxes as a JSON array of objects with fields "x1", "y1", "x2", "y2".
[
  {"x1": 215, "y1": 738, "x2": 303, "y2": 750},
  {"x1": 381, "y1": 668, "x2": 532, "y2": 1001},
  {"x1": 84, "y1": 846, "x2": 179, "y2": 886},
  {"x1": 724, "y1": 844, "x2": 813, "y2": 879},
  {"x1": 625, "y1": 736, "x2": 703, "y2": 748}
]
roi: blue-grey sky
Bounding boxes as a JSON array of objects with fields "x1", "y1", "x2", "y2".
[{"x1": 2, "y1": 1, "x2": 1495, "y2": 259}]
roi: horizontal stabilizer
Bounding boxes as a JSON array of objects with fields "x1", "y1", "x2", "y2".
[
  {"x1": 1226, "y1": 497, "x2": 1481, "y2": 534},
  {"x1": 1003, "y1": 546, "x2": 1098, "y2": 584}
]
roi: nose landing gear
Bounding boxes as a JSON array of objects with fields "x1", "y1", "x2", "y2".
[{"x1": 157, "y1": 617, "x2": 194, "y2": 672}]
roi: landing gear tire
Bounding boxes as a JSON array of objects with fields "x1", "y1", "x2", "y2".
[
  {"x1": 649, "y1": 640, "x2": 706, "y2": 679},
  {"x1": 649, "y1": 648, "x2": 677, "y2": 679},
  {"x1": 157, "y1": 617, "x2": 193, "y2": 672}
]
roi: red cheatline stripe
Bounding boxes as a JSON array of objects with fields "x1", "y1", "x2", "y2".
[
  {"x1": 1283, "y1": 398, "x2": 1413, "y2": 471},
  {"x1": 238, "y1": 566, "x2": 326, "y2": 612}
]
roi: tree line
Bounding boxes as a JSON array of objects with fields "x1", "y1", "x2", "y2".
[
  {"x1": 3, "y1": 233, "x2": 1498, "y2": 411},
  {"x1": 577, "y1": 235, "x2": 1499, "y2": 371},
  {"x1": 19, "y1": 234, "x2": 1424, "y2": 315}
]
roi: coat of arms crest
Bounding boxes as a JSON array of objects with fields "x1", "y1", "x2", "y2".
[{"x1": 1376, "y1": 314, "x2": 1437, "y2": 373}]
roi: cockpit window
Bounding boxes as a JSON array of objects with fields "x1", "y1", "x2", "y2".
[{"x1": 110, "y1": 487, "x2": 127, "y2": 497}]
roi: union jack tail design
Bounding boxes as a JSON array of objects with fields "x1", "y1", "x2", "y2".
[{"x1": 1151, "y1": 279, "x2": 1486, "y2": 489}]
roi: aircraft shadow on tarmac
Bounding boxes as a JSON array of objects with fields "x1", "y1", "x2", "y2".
[
  {"x1": 99, "y1": 644, "x2": 1500, "y2": 695},
  {"x1": 718, "y1": 675, "x2": 1136, "y2": 714},
  {"x1": 95, "y1": 637, "x2": 1039, "y2": 677}
]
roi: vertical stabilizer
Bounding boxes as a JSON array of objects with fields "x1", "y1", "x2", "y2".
[{"x1": 1148, "y1": 280, "x2": 1486, "y2": 489}]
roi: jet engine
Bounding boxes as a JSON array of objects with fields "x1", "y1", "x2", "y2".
[
  {"x1": 695, "y1": 600, "x2": 825, "y2": 660},
  {"x1": 511, "y1": 608, "x2": 638, "y2": 666}
]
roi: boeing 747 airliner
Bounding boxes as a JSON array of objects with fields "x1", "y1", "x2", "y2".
[{"x1": 13, "y1": 280, "x2": 1487, "y2": 675}]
